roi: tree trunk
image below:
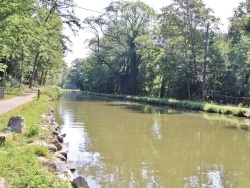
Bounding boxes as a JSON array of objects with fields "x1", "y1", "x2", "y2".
[
  {"x1": 202, "y1": 23, "x2": 209, "y2": 101},
  {"x1": 29, "y1": 52, "x2": 40, "y2": 88},
  {"x1": 19, "y1": 52, "x2": 24, "y2": 89},
  {"x1": 39, "y1": 71, "x2": 44, "y2": 85},
  {"x1": 160, "y1": 77, "x2": 166, "y2": 98},
  {"x1": 42, "y1": 70, "x2": 48, "y2": 86}
]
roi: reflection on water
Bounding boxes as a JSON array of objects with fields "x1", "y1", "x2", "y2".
[
  {"x1": 54, "y1": 91, "x2": 250, "y2": 187},
  {"x1": 152, "y1": 112, "x2": 162, "y2": 140}
]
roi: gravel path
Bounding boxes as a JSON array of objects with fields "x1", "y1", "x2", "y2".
[{"x1": 0, "y1": 90, "x2": 38, "y2": 115}]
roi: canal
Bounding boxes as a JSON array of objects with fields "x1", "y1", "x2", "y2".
[{"x1": 55, "y1": 91, "x2": 250, "y2": 187}]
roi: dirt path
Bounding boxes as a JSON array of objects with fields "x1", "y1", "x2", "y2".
[{"x1": 0, "y1": 90, "x2": 38, "y2": 115}]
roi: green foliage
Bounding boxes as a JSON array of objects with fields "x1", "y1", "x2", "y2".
[
  {"x1": 83, "y1": 1, "x2": 156, "y2": 95},
  {"x1": 14, "y1": 168, "x2": 70, "y2": 188},
  {"x1": 26, "y1": 145, "x2": 49, "y2": 157},
  {"x1": 64, "y1": 0, "x2": 250, "y2": 106},
  {"x1": 0, "y1": 63, "x2": 7, "y2": 72},
  {"x1": 0, "y1": 0, "x2": 79, "y2": 89},
  {"x1": 25, "y1": 126, "x2": 40, "y2": 138},
  {"x1": 42, "y1": 86, "x2": 62, "y2": 100}
]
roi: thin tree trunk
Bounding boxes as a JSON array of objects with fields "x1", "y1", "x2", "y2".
[
  {"x1": 29, "y1": 52, "x2": 40, "y2": 88},
  {"x1": 188, "y1": 81, "x2": 191, "y2": 99},
  {"x1": 19, "y1": 51, "x2": 25, "y2": 89},
  {"x1": 160, "y1": 77, "x2": 166, "y2": 98},
  {"x1": 202, "y1": 23, "x2": 209, "y2": 101},
  {"x1": 39, "y1": 71, "x2": 44, "y2": 85},
  {"x1": 42, "y1": 70, "x2": 48, "y2": 86}
]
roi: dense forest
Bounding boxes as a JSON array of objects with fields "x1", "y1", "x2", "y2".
[
  {"x1": 0, "y1": 0, "x2": 79, "y2": 88},
  {"x1": 1, "y1": 0, "x2": 250, "y2": 104}
]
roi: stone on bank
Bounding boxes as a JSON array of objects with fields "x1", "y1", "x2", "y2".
[{"x1": 7, "y1": 116, "x2": 26, "y2": 133}]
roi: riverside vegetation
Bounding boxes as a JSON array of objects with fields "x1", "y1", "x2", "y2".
[
  {"x1": 0, "y1": 86, "x2": 71, "y2": 188},
  {"x1": 83, "y1": 91, "x2": 250, "y2": 118}
]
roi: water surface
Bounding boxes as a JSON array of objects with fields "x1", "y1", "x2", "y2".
[{"x1": 55, "y1": 92, "x2": 250, "y2": 187}]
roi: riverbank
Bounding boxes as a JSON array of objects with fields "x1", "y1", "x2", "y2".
[
  {"x1": 82, "y1": 91, "x2": 250, "y2": 118},
  {"x1": 0, "y1": 86, "x2": 72, "y2": 187}
]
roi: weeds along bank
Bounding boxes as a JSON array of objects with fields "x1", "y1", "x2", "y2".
[
  {"x1": 0, "y1": 86, "x2": 72, "y2": 188},
  {"x1": 82, "y1": 91, "x2": 250, "y2": 118}
]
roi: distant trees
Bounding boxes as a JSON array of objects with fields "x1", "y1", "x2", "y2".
[{"x1": 64, "y1": 0, "x2": 250, "y2": 103}]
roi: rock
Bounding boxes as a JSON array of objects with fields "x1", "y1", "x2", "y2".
[
  {"x1": 51, "y1": 122, "x2": 59, "y2": 131},
  {"x1": 52, "y1": 131, "x2": 60, "y2": 136},
  {"x1": 57, "y1": 135, "x2": 63, "y2": 143},
  {"x1": 42, "y1": 161, "x2": 57, "y2": 170},
  {"x1": 52, "y1": 139, "x2": 63, "y2": 151},
  {"x1": 53, "y1": 161, "x2": 68, "y2": 172},
  {"x1": 49, "y1": 116, "x2": 55, "y2": 124},
  {"x1": 50, "y1": 109, "x2": 54, "y2": 115},
  {"x1": 71, "y1": 176, "x2": 89, "y2": 188},
  {"x1": 67, "y1": 165, "x2": 77, "y2": 173},
  {"x1": 0, "y1": 177, "x2": 6, "y2": 188},
  {"x1": 54, "y1": 152, "x2": 67, "y2": 161},
  {"x1": 58, "y1": 151, "x2": 67, "y2": 159},
  {"x1": 47, "y1": 144, "x2": 57, "y2": 152},
  {"x1": 57, "y1": 169, "x2": 74, "y2": 182},
  {"x1": 0, "y1": 178, "x2": 6, "y2": 188},
  {"x1": 0, "y1": 133, "x2": 13, "y2": 145},
  {"x1": 7, "y1": 116, "x2": 26, "y2": 133},
  {"x1": 42, "y1": 161, "x2": 70, "y2": 174}
]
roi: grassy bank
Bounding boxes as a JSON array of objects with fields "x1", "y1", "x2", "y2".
[
  {"x1": 0, "y1": 86, "x2": 71, "y2": 187},
  {"x1": 2, "y1": 87, "x2": 42, "y2": 100},
  {"x1": 82, "y1": 91, "x2": 250, "y2": 118}
]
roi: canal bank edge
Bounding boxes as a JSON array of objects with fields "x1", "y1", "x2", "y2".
[
  {"x1": 40, "y1": 107, "x2": 90, "y2": 188},
  {"x1": 0, "y1": 86, "x2": 89, "y2": 188},
  {"x1": 80, "y1": 91, "x2": 250, "y2": 118}
]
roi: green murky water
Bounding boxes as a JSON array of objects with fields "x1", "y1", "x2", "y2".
[{"x1": 55, "y1": 91, "x2": 250, "y2": 187}]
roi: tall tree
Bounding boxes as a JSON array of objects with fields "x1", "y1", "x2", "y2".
[
  {"x1": 29, "y1": 0, "x2": 80, "y2": 88},
  {"x1": 159, "y1": 0, "x2": 218, "y2": 99},
  {"x1": 226, "y1": 0, "x2": 250, "y2": 98},
  {"x1": 84, "y1": 1, "x2": 156, "y2": 95}
]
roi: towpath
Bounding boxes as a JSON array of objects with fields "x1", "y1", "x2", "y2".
[{"x1": 0, "y1": 90, "x2": 38, "y2": 115}]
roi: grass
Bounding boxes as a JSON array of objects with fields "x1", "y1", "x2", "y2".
[
  {"x1": 82, "y1": 91, "x2": 250, "y2": 118},
  {"x1": 0, "y1": 86, "x2": 70, "y2": 187},
  {"x1": 3, "y1": 87, "x2": 31, "y2": 100}
]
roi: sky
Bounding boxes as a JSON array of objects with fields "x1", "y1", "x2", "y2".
[{"x1": 63, "y1": 0, "x2": 244, "y2": 64}]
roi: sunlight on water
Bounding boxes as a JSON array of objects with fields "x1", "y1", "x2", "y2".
[{"x1": 55, "y1": 92, "x2": 250, "y2": 187}]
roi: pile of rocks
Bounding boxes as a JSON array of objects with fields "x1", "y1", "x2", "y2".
[
  {"x1": 1, "y1": 112, "x2": 89, "y2": 188},
  {"x1": 41, "y1": 111, "x2": 90, "y2": 188}
]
